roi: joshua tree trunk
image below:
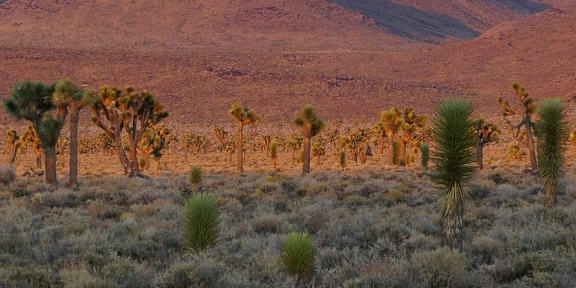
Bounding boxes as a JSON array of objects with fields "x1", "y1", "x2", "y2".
[
  {"x1": 10, "y1": 145, "x2": 18, "y2": 165},
  {"x1": 476, "y1": 145, "x2": 484, "y2": 170},
  {"x1": 237, "y1": 122, "x2": 244, "y2": 173},
  {"x1": 35, "y1": 148, "x2": 43, "y2": 169},
  {"x1": 44, "y1": 145, "x2": 57, "y2": 184},
  {"x1": 68, "y1": 106, "x2": 80, "y2": 188},
  {"x1": 524, "y1": 116, "x2": 538, "y2": 171},
  {"x1": 303, "y1": 135, "x2": 311, "y2": 175},
  {"x1": 111, "y1": 129, "x2": 134, "y2": 177},
  {"x1": 399, "y1": 140, "x2": 407, "y2": 166}
]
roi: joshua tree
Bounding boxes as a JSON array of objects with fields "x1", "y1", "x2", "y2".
[
  {"x1": 6, "y1": 129, "x2": 21, "y2": 165},
  {"x1": 262, "y1": 134, "x2": 272, "y2": 156},
  {"x1": 399, "y1": 107, "x2": 426, "y2": 166},
  {"x1": 312, "y1": 136, "x2": 326, "y2": 165},
  {"x1": 138, "y1": 124, "x2": 173, "y2": 171},
  {"x1": 535, "y1": 99, "x2": 569, "y2": 207},
  {"x1": 294, "y1": 104, "x2": 325, "y2": 175},
  {"x1": 345, "y1": 128, "x2": 372, "y2": 164},
  {"x1": 499, "y1": 82, "x2": 538, "y2": 171},
  {"x1": 213, "y1": 126, "x2": 228, "y2": 152},
  {"x1": 475, "y1": 119, "x2": 500, "y2": 170},
  {"x1": 285, "y1": 134, "x2": 304, "y2": 162},
  {"x1": 380, "y1": 107, "x2": 404, "y2": 165},
  {"x1": 86, "y1": 85, "x2": 168, "y2": 177},
  {"x1": 52, "y1": 79, "x2": 89, "y2": 188},
  {"x1": 432, "y1": 98, "x2": 476, "y2": 252},
  {"x1": 21, "y1": 125, "x2": 43, "y2": 169},
  {"x1": 373, "y1": 121, "x2": 387, "y2": 155},
  {"x1": 228, "y1": 102, "x2": 259, "y2": 173},
  {"x1": 3, "y1": 80, "x2": 68, "y2": 184}
]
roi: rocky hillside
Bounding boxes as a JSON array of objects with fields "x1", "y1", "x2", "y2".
[{"x1": 0, "y1": 0, "x2": 574, "y2": 126}]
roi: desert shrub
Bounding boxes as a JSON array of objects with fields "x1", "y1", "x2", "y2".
[
  {"x1": 401, "y1": 233, "x2": 439, "y2": 255},
  {"x1": 87, "y1": 201, "x2": 123, "y2": 220},
  {"x1": 282, "y1": 232, "x2": 314, "y2": 279},
  {"x1": 486, "y1": 251, "x2": 561, "y2": 284},
  {"x1": 306, "y1": 210, "x2": 329, "y2": 234},
  {"x1": 384, "y1": 189, "x2": 404, "y2": 204},
  {"x1": 153, "y1": 261, "x2": 195, "y2": 288},
  {"x1": 6, "y1": 264, "x2": 61, "y2": 288},
  {"x1": 100, "y1": 256, "x2": 151, "y2": 287},
  {"x1": 189, "y1": 166, "x2": 202, "y2": 186},
  {"x1": 250, "y1": 215, "x2": 288, "y2": 234},
  {"x1": 466, "y1": 236, "x2": 503, "y2": 267},
  {"x1": 0, "y1": 164, "x2": 16, "y2": 186},
  {"x1": 58, "y1": 262, "x2": 98, "y2": 287},
  {"x1": 183, "y1": 192, "x2": 221, "y2": 252},
  {"x1": 411, "y1": 247, "x2": 467, "y2": 287}
]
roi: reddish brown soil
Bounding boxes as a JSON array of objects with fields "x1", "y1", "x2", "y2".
[{"x1": 0, "y1": 0, "x2": 575, "y2": 129}]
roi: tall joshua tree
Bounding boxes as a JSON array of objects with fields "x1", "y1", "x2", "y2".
[
  {"x1": 52, "y1": 79, "x2": 89, "y2": 188},
  {"x1": 535, "y1": 99, "x2": 568, "y2": 207},
  {"x1": 6, "y1": 129, "x2": 21, "y2": 165},
  {"x1": 499, "y1": 82, "x2": 538, "y2": 171},
  {"x1": 294, "y1": 104, "x2": 325, "y2": 175},
  {"x1": 399, "y1": 107, "x2": 426, "y2": 166},
  {"x1": 86, "y1": 85, "x2": 168, "y2": 177},
  {"x1": 22, "y1": 125, "x2": 43, "y2": 169},
  {"x1": 475, "y1": 119, "x2": 500, "y2": 170},
  {"x1": 432, "y1": 98, "x2": 476, "y2": 252},
  {"x1": 228, "y1": 102, "x2": 259, "y2": 173},
  {"x1": 380, "y1": 107, "x2": 404, "y2": 165},
  {"x1": 3, "y1": 81, "x2": 67, "y2": 184}
]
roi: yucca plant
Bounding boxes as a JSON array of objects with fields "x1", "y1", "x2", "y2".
[
  {"x1": 535, "y1": 98, "x2": 568, "y2": 207},
  {"x1": 270, "y1": 142, "x2": 278, "y2": 168},
  {"x1": 183, "y1": 192, "x2": 220, "y2": 252},
  {"x1": 420, "y1": 143, "x2": 430, "y2": 171},
  {"x1": 339, "y1": 150, "x2": 346, "y2": 170},
  {"x1": 189, "y1": 166, "x2": 202, "y2": 186},
  {"x1": 431, "y1": 98, "x2": 476, "y2": 252},
  {"x1": 282, "y1": 232, "x2": 314, "y2": 279}
]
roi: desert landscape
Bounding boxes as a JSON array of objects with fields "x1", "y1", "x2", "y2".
[{"x1": 2, "y1": 0, "x2": 576, "y2": 287}]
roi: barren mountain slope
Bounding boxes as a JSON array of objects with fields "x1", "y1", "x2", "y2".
[
  {"x1": 0, "y1": 0, "x2": 409, "y2": 51},
  {"x1": 0, "y1": 0, "x2": 574, "y2": 128},
  {"x1": 329, "y1": 0, "x2": 551, "y2": 41}
]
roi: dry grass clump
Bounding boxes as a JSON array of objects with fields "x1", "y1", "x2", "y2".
[
  {"x1": 1, "y1": 164, "x2": 576, "y2": 286},
  {"x1": 0, "y1": 164, "x2": 16, "y2": 186}
]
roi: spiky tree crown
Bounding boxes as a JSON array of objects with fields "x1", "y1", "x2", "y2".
[
  {"x1": 4, "y1": 81, "x2": 54, "y2": 121},
  {"x1": 294, "y1": 104, "x2": 324, "y2": 138},
  {"x1": 431, "y1": 98, "x2": 477, "y2": 188},
  {"x1": 229, "y1": 102, "x2": 259, "y2": 125},
  {"x1": 535, "y1": 99, "x2": 568, "y2": 186},
  {"x1": 476, "y1": 118, "x2": 500, "y2": 143},
  {"x1": 52, "y1": 79, "x2": 82, "y2": 107},
  {"x1": 380, "y1": 107, "x2": 404, "y2": 133}
]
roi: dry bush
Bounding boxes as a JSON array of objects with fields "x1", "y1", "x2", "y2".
[{"x1": 0, "y1": 164, "x2": 16, "y2": 186}]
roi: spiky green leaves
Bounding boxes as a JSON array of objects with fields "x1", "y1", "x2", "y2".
[
  {"x1": 183, "y1": 193, "x2": 221, "y2": 252},
  {"x1": 52, "y1": 79, "x2": 80, "y2": 107},
  {"x1": 189, "y1": 166, "x2": 202, "y2": 186},
  {"x1": 431, "y1": 99, "x2": 476, "y2": 189},
  {"x1": 294, "y1": 104, "x2": 324, "y2": 138},
  {"x1": 4, "y1": 81, "x2": 53, "y2": 121},
  {"x1": 282, "y1": 232, "x2": 314, "y2": 279},
  {"x1": 228, "y1": 102, "x2": 259, "y2": 125},
  {"x1": 431, "y1": 98, "x2": 476, "y2": 251},
  {"x1": 535, "y1": 98, "x2": 568, "y2": 207}
]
